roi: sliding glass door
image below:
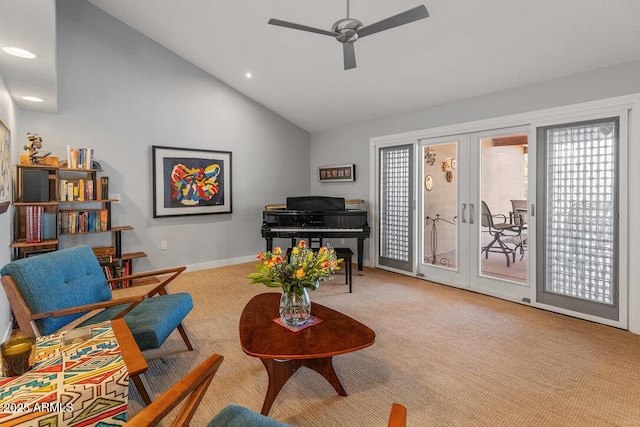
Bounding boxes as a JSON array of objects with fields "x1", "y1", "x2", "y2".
[{"x1": 473, "y1": 126, "x2": 531, "y2": 299}]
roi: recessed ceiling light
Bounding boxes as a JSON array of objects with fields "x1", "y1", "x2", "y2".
[
  {"x1": 2, "y1": 47, "x2": 37, "y2": 59},
  {"x1": 245, "y1": 72, "x2": 253, "y2": 79},
  {"x1": 22, "y1": 96, "x2": 44, "y2": 103}
]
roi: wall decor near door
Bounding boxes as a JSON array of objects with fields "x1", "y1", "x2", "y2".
[
  {"x1": 152, "y1": 145, "x2": 232, "y2": 217},
  {"x1": 424, "y1": 175, "x2": 434, "y2": 190},
  {"x1": 0, "y1": 116, "x2": 10, "y2": 214},
  {"x1": 318, "y1": 164, "x2": 355, "y2": 182}
]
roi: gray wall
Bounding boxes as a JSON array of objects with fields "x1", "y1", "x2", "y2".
[
  {"x1": 18, "y1": 0, "x2": 310, "y2": 271},
  {"x1": 310, "y1": 59, "x2": 640, "y2": 264},
  {"x1": 0, "y1": 75, "x2": 18, "y2": 340},
  {"x1": 4, "y1": 1, "x2": 640, "y2": 333}
]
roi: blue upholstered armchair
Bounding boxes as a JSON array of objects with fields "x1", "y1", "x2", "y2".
[{"x1": 1, "y1": 245, "x2": 194, "y2": 404}]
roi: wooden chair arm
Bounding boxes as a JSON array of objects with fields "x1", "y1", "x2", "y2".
[
  {"x1": 30, "y1": 295, "x2": 146, "y2": 320},
  {"x1": 107, "y1": 266, "x2": 186, "y2": 297},
  {"x1": 1, "y1": 275, "x2": 36, "y2": 335},
  {"x1": 388, "y1": 403, "x2": 407, "y2": 427},
  {"x1": 126, "y1": 353, "x2": 224, "y2": 427}
]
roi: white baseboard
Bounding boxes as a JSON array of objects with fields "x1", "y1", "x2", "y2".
[{"x1": 185, "y1": 255, "x2": 256, "y2": 272}]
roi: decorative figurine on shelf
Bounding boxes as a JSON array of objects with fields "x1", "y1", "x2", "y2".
[{"x1": 24, "y1": 132, "x2": 51, "y2": 164}]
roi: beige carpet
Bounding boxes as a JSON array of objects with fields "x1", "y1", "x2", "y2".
[{"x1": 124, "y1": 263, "x2": 640, "y2": 426}]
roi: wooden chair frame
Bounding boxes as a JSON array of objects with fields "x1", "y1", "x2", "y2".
[
  {"x1": 2, "y1": 266, "x2": 188, "y2": 338},
  {"x1": 126, "y1": 353, "x2": 225, "y2": 427},
  {"x1": 126, "y1": 353, "x2": 407, "y2": 427},
  {"x1": 1, "y1": 266, "x2": 193, "y2": 405}
]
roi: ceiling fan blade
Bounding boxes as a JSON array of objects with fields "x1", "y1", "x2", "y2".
[
  {"x1": 357, "y1": 5, "x2": 429, "y2": 38},
  {"x1": 343, "y1": 43, "x2": 357, "y2": 70},
  {"x1": 268, "y1": 18, "x2": 337, "y2": 37}
]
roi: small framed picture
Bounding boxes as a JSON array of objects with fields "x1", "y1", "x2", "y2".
[{"x1": 318, "y1": 164, "x2": 355, "y2": 182}]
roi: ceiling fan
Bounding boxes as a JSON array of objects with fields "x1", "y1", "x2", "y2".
[{"x1": 268, "y1": 1, "x2": 429, "y2": 70}]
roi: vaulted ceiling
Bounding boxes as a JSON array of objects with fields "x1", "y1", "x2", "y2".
[{"x1": 3, "y1": 1, "x2": 640, "y2": 133}]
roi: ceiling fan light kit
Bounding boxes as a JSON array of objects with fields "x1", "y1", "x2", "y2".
[{"x1": 268, "y1": 1, "x2": 429, "y2": 70}]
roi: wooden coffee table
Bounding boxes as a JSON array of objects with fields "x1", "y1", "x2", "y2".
[{"x1": 239, "y1": 292, "x2": 376, "y2": 415}]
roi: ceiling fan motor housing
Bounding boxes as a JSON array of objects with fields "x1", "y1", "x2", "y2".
[{"x1": 332, "y1": 18, "x2": 362, "y2": 43}]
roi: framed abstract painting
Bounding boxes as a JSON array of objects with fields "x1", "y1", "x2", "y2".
[{"x1": 152, "y1": 145, "x2": 232, "y2": 217}]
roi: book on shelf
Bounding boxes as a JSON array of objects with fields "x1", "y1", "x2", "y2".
[
  {"x1": 96, "y1": 253, "x2": 113, "y2": 263},
  {"x1": 66, "y1": 182, "x2": 74, "y2": 201},
  {"x1": 65, "y1": 179, "x2": 96, "y2": 201},
  {"x1": 43, "y1": 212, "x2": 56, "y2": 240},
  {"x1": 100, "y1": 176, "x2": 109, "y2": 200},
  {"x1": 104, "y1": 260, "x2": 131, "y2": 289},
  {"x1": 100, "y1": 209, "x2": 108, "y2": 230},
  {"x1": 93, "y1": 246, "x2": 115, "y2": 264},
  {"x1": 119, "y1": 261, "x2": 131, "y2": 288},
  {"x1": 26, "y1": 206, "x2": 44, "y2": 243},
  {"x1": 60, "y1": 209, "x2": 109, "y2": 233},
  {"x1": 86, "y1": 179, "x2": 94, "y2": 200},
  {"x1": 59, "y1": 179, "x2": 68, "y2": 201},
  {"x1": 66, "y1": 146, "x2": 94, "y2": 170}
]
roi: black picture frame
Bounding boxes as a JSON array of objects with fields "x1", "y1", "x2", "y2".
[
  {"x1": 318, "y1": 164, "x2": 356, "y2": 182},
  {"x1": 152, "y1": 145, "x2": 232, "y2": 218}
]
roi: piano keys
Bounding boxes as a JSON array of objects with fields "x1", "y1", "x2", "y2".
[{"x1": 261, "y1": 196, "x2": 370, "y2": 271}]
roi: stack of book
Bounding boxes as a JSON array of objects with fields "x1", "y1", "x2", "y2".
[
  {"x1": 59, "y1": 209, "x2": 109, "y2": 234},
  {"x1": 60, "y1": 178, "x2": 98, "y2": 201},
  {"x1": 104, "y1": 261, "x2": 131, "y2": 289},
  {"x1": 59, "y1": 177, "x2": 109, "y2": 201},
  {"x1": 66, "y1": 146, "x2": 94, "y2": 169},
  {"x1": 26, "y1": 206, "x2": 44, "y2": 243}
]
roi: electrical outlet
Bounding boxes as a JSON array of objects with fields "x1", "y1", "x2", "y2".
[
  {"x1": 110, "y1": 193, "x2": 121, "y2": 204},
  {"x1": 341, "y1": 238, "x2": 345, "y2": 244},
  {"x1": 160, "y1": 241, "x2": 167, "y2": 250}
]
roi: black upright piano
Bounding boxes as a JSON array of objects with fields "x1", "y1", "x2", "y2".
[{"x1": 261, "y1": 196, "x2": 370, "y2": 271}]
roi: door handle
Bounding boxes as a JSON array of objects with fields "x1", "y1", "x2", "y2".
[
  {"x1": 461, "y1": 203, "x2": 467, "y2": 223},
  {"x1": 469, "y1": 203, "x2": 474, "y2": 224}
]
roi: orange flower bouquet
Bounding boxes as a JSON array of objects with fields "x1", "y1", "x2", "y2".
[
  {"x1": 248, "y1": 240, "x2": 341, "y2": 293},
  {"x1": 248, "y1": 240, "x2": 342, "y2": 326}
]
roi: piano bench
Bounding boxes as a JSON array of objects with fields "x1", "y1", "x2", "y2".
[{"x1": 334, "y1": 248, "x2": 353, "y2": 293}]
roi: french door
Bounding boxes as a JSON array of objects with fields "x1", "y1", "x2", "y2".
[
  {"x1": 373, "y1": 97, "x2": 632, "y2": 329},
  {"x1": 416, "y1": 126, "x2": 531, "y2": 300},
  {"x1": 416, "y1": 134, "x2": 470, "y2": 287}
]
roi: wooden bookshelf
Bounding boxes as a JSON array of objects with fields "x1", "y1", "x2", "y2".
[{"x1": 11, "y1": 161, "x2": 149, "y2": 287}]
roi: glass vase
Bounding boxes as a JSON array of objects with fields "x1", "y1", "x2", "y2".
[{"x1": 279, "y1": 287, "x2": 311, "y2": 327}]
